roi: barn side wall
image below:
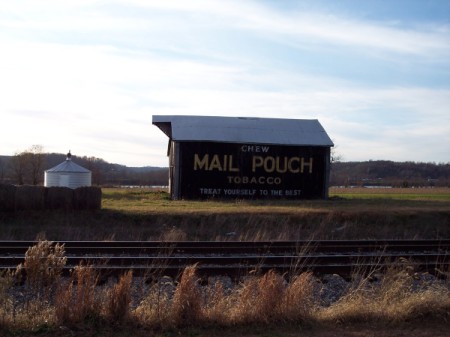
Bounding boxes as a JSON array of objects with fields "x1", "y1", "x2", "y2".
[
  {"x1": 0, "y1": 184, "x2": 101, "y2": 211},
  {"x1": 170, "y1": 141, "x2": 331, "y2": 200}
]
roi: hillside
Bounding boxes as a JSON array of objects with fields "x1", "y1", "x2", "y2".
[
  {"x1": 1, "y1": 153, "x2": 449, "y2": 187},
  {"x1": 0, "y1": 153, "x2": 168, "y2": 187},
  {"x1": 331, "y1": 161, "x2": 450, "y2": 187}
]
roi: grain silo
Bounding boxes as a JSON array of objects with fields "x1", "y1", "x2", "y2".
[
  {"x1": 44, "y1": 152, "x2": 92, "y2": 189},
  {"x1": 152, "y1": 115, "x2": 334, "y2": 200}
]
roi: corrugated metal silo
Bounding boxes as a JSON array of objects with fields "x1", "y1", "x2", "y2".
[{"x1": 44, "y1": 152, "x2": 92, "y2": 189}]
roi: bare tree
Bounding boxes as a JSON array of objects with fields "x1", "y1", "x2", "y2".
[
  {"x1": 331, "y1": 143, "x2": 343, "y2": 163},
  {"x1": 0, "y1": 157, "x2": 4, "y2": 183},
  {"x1": 10, "y1": 151, "x2": 28, "y2": 185},
  {"x1": 9, "y1": 145, "x2": 46, "y2": 185},
  {"x1": 28, "y1": 145, "x2": 46, "y2": 185},
  {"x1": 84, "y1": 156, "x2": 104, "y2": 185}
]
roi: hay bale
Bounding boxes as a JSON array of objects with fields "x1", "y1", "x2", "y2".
[
  {"x1": 15, "y1": 185, "x2": 46, "y2": 211},
  {"x1": 0, "y1": 184, "x2": 16, "y2": 212},
  {"x1": 45, "y1": 187, "x2": 74, "y2": 210},
  {"x1": 73, "y1": 186, "x2": 102, "y2": 210}
]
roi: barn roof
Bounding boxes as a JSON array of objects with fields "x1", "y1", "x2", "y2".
[{"x1": 152, "y1": 115, "x2": 334, "y2": 147}]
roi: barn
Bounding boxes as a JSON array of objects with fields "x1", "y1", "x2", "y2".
[{"x1": 152, "y1": 115, "x2": 334, "y2": 200}]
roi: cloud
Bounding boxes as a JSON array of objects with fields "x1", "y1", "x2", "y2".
[{"x1": 0, "y1": 1, "x2": 449, "y2": 165}]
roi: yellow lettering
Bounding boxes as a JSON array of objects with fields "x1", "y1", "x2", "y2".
[
  {"x1": 194, "y1": 154, "x2": 208, "y2": 170},
  {"x1": 288, "y1": 157, "x2": 300, "y2": 173},
  {"x1": 209, "y1": 155, "x2": 223, "y2": 171},
  {"x1": 252, "y1": 156, "x2": 264, "y2": 172},
  {"x1": 263, "y1": 157, "x2": 274, "y2": 172},
  {"x1": 228, "y1": 155, "x2": 240, "y2": 172},
  {"x1": 301, "y1": 157, "x2": 313, "y2": 173},
  {"x1": 276, "y1": 157, "x2": 288, "y2": 173}
]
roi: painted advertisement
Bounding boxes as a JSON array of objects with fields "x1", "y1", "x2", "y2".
[{"x1": 178, "y1": 142, "x2": 328, "y2": 199}]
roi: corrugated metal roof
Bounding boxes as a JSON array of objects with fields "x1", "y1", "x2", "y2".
[
  {"x1": 46, "y1": 159, "x2": 91, "y2": 173},
  {"x1": 152, "y1": 115, "x2": 334, "y2": 146}
]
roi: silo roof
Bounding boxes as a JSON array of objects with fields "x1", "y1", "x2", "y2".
[
  {"x1": 46, "y1": 159, "x2": 91, "y2": 173},
  {"x1": 152, "y1": 115, "x2": 334, "y2": 146}
]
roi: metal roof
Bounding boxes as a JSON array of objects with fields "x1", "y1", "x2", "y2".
[
  {"x1": 152, "y1": 115, "x2": 334, "y2": 146},
  {"x1": 46, "y1": 158, "x2": 91, "y2": 173}
]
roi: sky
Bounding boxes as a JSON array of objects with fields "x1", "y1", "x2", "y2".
[{"x1": 1, "y1": 0, "x2": 449, "y2": 167}]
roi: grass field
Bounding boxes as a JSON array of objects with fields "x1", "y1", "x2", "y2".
[
  {"x1": 329, "y1": 187, "x2": 450, "y2": 201},
  {"x1": 0, "y1": 188, "x2": 449, "y2": 336},
  {"x1": 0, "y1": 187, "x2": 449, "y2": 241}
]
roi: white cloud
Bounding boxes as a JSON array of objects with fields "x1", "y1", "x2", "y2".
[{"x1": 0, "y1": 1, "x2": 449, "y2": 165}]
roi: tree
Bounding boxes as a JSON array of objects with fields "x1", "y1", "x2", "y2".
[
  {"x1": 0, "y1": 157, "x2": 5, "y2": 183},
  {"x1": 10, "y1": 151, "x2": 28, "y2": 185},
  {"x1": 10, "y1": 145, "x2": 46, "y2": 185},
  {"x1": 28, "y1": 145, "x2": 46, "y2": 185},
  {"x1": 331, "y1": 143, "x2": 343, "y2": 163},
  {"x1": 84, "y1": 156, "x2": 105, "y2": 185}
]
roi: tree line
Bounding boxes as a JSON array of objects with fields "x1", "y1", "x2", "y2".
[
  {"x1": 0, "y1": 146, "x2": 168, "y2": 187},
  {"x1": 1, "y1": 146, "x2": 449, "y2": 187},
  {"x1": 330, "y1": 160, "x2": 450, "y2": 187}
]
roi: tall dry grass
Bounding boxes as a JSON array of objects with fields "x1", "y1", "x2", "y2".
[
  {"x1": 106, "y1": 270, "x2": 133, "y2": 322},
  {"x1": 17, "y1": 240, "x2": 66, "y2": 294},
  {"x1": 135, "y1": 266, "x2": 317, "y2": 328},
  {"x1": 0, "y1": 270, "x2": 14, "y2": 326},
  {"x1": 319, "y1": 265, "x2": 450, "y2": 323},
  {"x1": 1, "y1": 240, "x2": 449, "y2": 332},
  {"x1": 55, "y1": 265, "x2": 100, "y2": 324},
  {"x1": 170, "y1": 265, "x2": 202, "y2": 326}
]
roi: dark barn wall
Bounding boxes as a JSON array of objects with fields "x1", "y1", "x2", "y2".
[{"x1": 170, "y1": 141, "x2": 330, "y2": 199}]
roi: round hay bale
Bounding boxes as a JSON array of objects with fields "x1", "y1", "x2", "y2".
[
  {"x1": 15, "y1": 185, "x2": 45, "y2": 211},
  {"x1": 0, "y1": 184, "x2": 16, "y2": 212},
  {"x1": 45, "y1": 186, "x2": 74, "y2": 210},
  {"x1": 74, "y1": 186, "x2": 102, "y2": 210}
]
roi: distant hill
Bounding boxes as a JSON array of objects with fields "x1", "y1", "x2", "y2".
[
  {"x1": 1, "y1": 153, "x2": 449, "y2": 187},
  {"x1": 0, "y1": 153, "x2": 168, "y2": 186},
  {"x1": 330, "y1": 161, "x2": 450, "y2": 187}
]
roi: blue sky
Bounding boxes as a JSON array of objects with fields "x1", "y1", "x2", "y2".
[{"x1": 1, "y1": 0, "x2": 449, "y2": 166}]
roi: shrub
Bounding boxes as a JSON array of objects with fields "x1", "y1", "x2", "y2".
[
  {"x1": 171, "y1": 265, "x2": 202, "y2": 326},
  {"x1": 17, "y1": 240, "x2": 67, "y2": 294},
  {"x1": 106, "y1": 270, "x2": 133, "y2": 322},
  {"x1": 55, "y1": 265, "x2": 100, "y2": 324}
]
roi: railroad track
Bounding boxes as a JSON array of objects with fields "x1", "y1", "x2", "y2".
[{"x1": 0, "y1": 240, "x2": 449, "y2": 280}]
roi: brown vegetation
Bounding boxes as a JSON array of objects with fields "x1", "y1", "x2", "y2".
[
  {"x1": 1, "y1": 189, "x2": 449, "y2": 335},
  {"x1": 0, "y1": 241, "x2": 448, "y2": 337},
  {"x1": 1, "y1": 188, "x2": 449, "y2": 241}
]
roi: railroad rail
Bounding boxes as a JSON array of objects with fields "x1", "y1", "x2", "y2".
[{"x1": 0, "y1": 240, "x2": 449, "y2": 280}]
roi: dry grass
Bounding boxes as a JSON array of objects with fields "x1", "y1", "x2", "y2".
[
  {"x1": 17, "y1": 240, "x2": 66, "y2": 294},
  {"x1": 0, "y1": 270, "x2": 14, "y2": 326},
  {"x1": 106, "y1": 270, "x2": 133, "y2": 322},
  {"x1": 55, "y1": 265, "x2": 100, "y2": 325},
  {"x1": 319, "y1": 265, "x2": 450, "y2": 324},
  {"x1": 134, "y1": 265, "x2": 318, "y2": 328},
  {"x1": 1, "y1": 252, "x2": 449, "y2": 334},
  {"x1": 1, "y1": 186, "x2": 450, "y2": 335},
  {"x1": 170, "y1": 265, "x2": 202, "y2": 326},
  {"x1": 1, "y1": 188, "x2": 450, "y2": 241}
]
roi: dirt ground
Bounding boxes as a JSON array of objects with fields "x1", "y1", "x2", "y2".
[{"x1": 2, "y1": 321, "x2": 449, "y2": 337}]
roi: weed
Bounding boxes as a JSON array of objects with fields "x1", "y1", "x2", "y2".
[
  {"x1": 171, "y1": 265, "x2": 202, "y2": 326},
  {"x1": 0, "y1": 269, "x2": 14, "y2": 326},
  {"x1": 106, "y1": 270, "x2": 133, "y2": 322},
  {"x1": 55, "y1": 265, "x2": 100, "y2": 325},
  {"x1": 17, "y1": 240, "x2": 66, "y2": 294}
]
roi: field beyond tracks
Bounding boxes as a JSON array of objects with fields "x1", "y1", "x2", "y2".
[{"x1": 0, "y1": 187, "x2": 449, "y2": 241}]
